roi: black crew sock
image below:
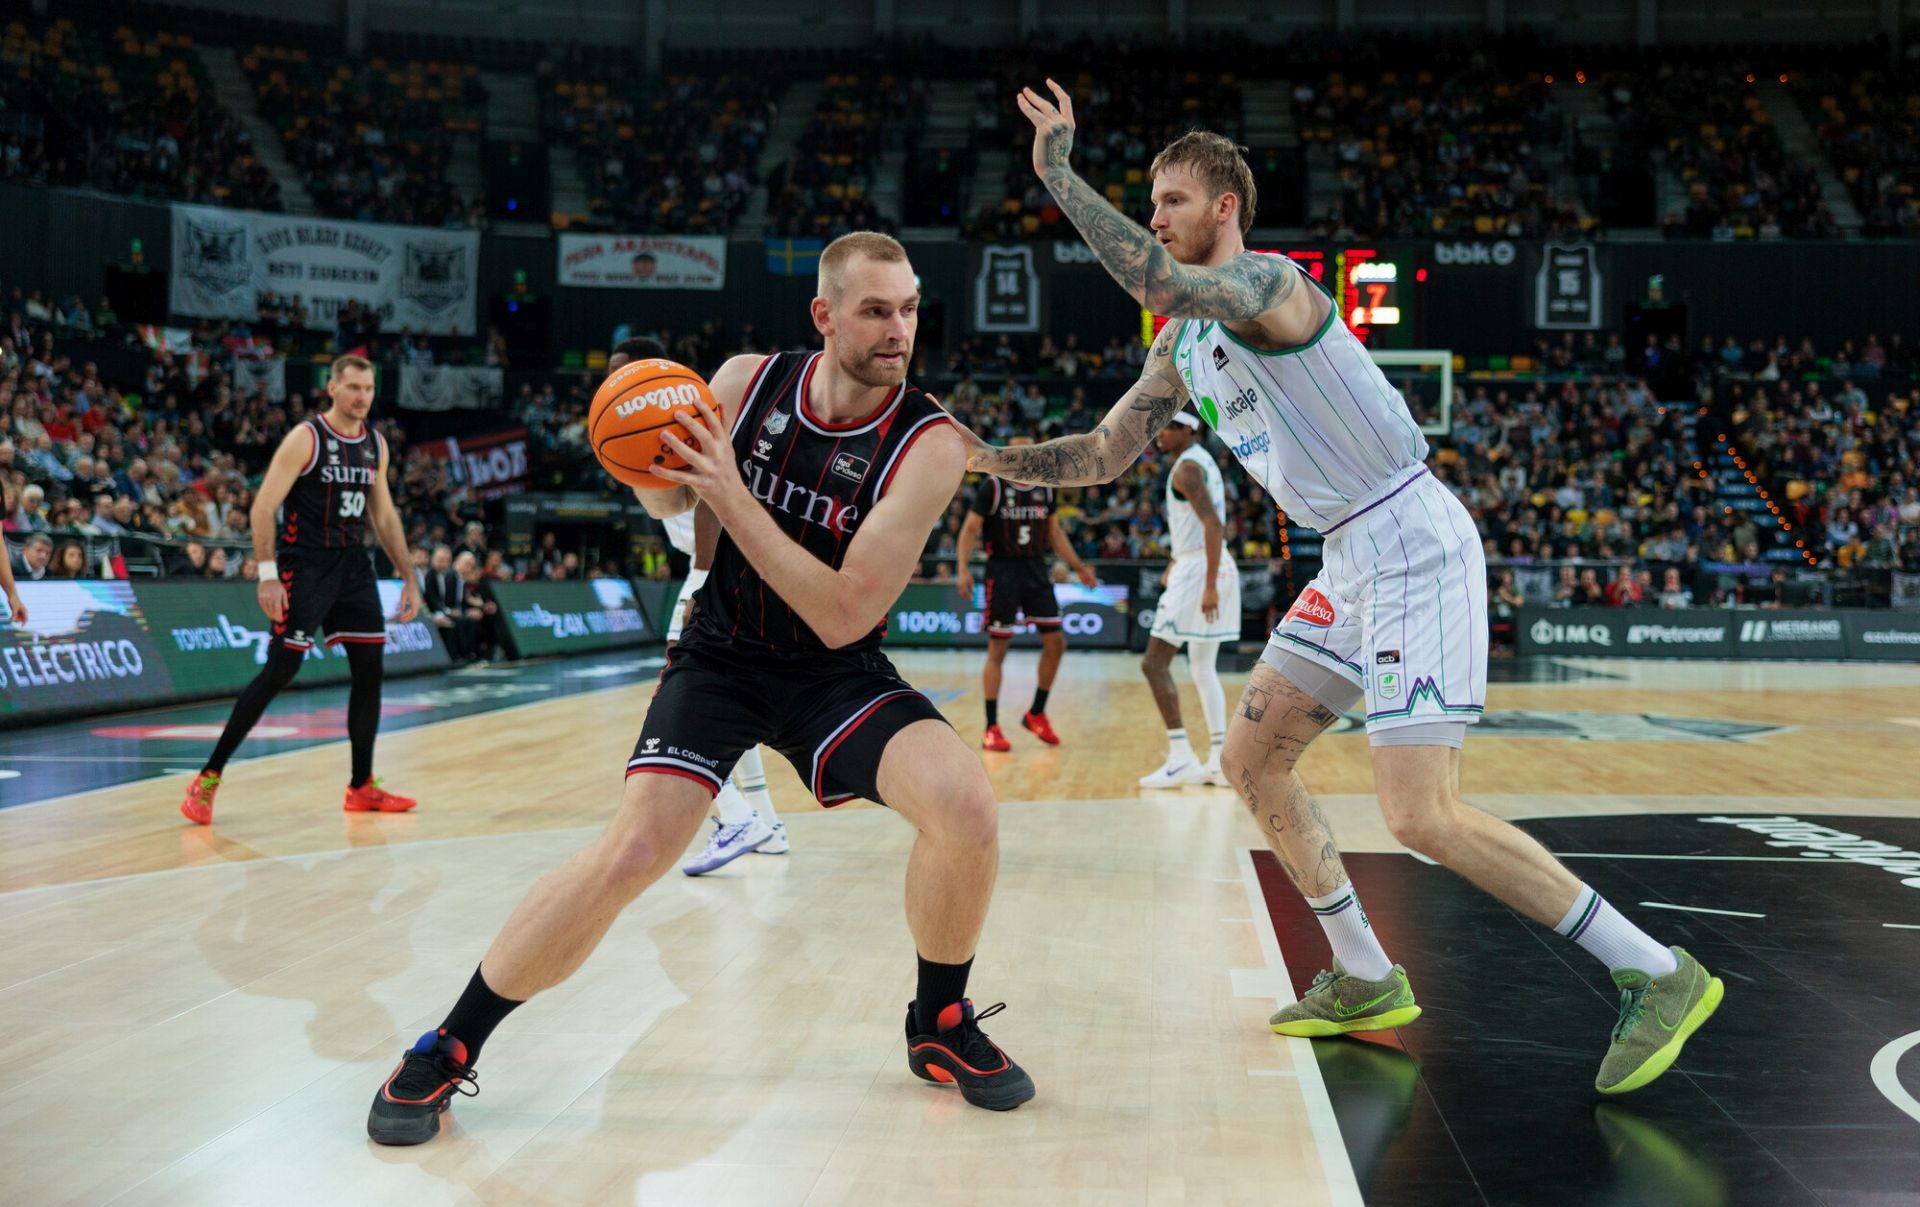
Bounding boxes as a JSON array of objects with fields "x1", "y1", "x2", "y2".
[
  {"x1": 914, "y1": 954, "x2": 974, "y2": 1035},
  {"x1": 984, "y1": 699, "x2": 999, "y2": 727},
  {"x1": 1029, "y1": 688, "x2": 1050, "y2": 716},
  {"x1": 439, "y1": 964, "x2": 523, "y2": 1064}
]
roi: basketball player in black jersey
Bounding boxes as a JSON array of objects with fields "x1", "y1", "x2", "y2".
[
  {"x1": 957, "y1": 438, "x2": 1096, "y2": 751},
  {"x1": 180, "y1": 355, "x2": 425, "y2": 825},
  {"x1": 369, "y1": 233, "x2": 1033, "y2": 1145}
]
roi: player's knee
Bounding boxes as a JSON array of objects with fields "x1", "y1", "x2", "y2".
[
  {"x1": 933, "y1": 778, "x2": 999, "y2": 850},
  {"x1": 1380, "y1": 790, "x2": 1457, "y2": 858},
  {"x1": 265, "y1": 648, "x2": 305, "y2": 690},
  {"x1": 1218, "y1": 730, "x2": 1284, "y2": 794},
  {"x1": 601, "y1": 828, "x2": 675, "y2": 896}
]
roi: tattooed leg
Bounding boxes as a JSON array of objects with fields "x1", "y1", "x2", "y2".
[{"x1": 1220, "y1": 662, "x2": 1349, "y2": 896}]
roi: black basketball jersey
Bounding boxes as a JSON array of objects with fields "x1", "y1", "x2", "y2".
[
  {"x1": 280, "y1": 415, "x2": 382, "y2": 549},
  {"x1": 969, "y1": 478, "x2": 1054, "y2": 560},
  {"x1": 695, "y1": 351, "x2": 955, "y2": 655}
]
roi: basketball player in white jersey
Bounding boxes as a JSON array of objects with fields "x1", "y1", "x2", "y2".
[
  {"x1": 1138, "y1": 411, "x2": 1240, "y2": 788},
  {"x1": 968, "y1": 83, "x2": 1722, "y2": 1094},
  {"x1": 608, "y1": 337, "x2": 787, "y2": 874}
]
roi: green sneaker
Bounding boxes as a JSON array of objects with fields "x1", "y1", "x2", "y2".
[
  {"x1": 1595, "y1": 946, "x2": 1724, "y2": 1095},
  {"x1": 1270, "y1": 964, "x2": 1421, "y2": 1037}
]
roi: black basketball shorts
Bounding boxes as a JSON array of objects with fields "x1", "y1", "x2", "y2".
[
  {"x1": 629, "y1": 632, "x2": 949, "y2": 807},
  {"x1": 983, "y1": 558, "x2": 1060, "y2": 638},
  {"x1": 272, "y1": 548, "x2": 386, "y2": 655}
]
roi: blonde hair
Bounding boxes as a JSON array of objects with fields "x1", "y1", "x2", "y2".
[
  {"x1": 1151, "y1": 131, "x2": 1259, "y2": 236},
  {"x1": 818, "y1": 231, "x2": 910, "y2": 302},
  {"x1": 330, "y1": 354, "x2": 375, "y2": 379}
]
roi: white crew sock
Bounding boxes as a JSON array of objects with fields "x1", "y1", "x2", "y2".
[
  {"x1": 734, "y1": 746, "x2": 773, "y2": 813},
  {"x1": 1555, "y1": 885, "x2": 1678, "y2": 977},
  {"x1": 1166, "y1": 728, "x2": 1194, "y2": 761},
  {"x1": 1187, "y1": 640, "x2": 1226, "y2": 758},
  {"x1": 1305, "y1": 884, "x2": 1394, "y2": 982},
  {"x1": 713, "y1": 779, "x2": 756, "y2": 827}
]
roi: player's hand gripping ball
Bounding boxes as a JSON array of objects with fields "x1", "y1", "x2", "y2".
[{"x1": 588, "y1": 359, "x2": 726, "y2": 490}]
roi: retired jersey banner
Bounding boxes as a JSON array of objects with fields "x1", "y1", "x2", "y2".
[
  {"x1": 397, "y1": 364, "x2": 505, "y2": 412},
  {"x1": 169, "y1": 205, "x2": 481, "y2": 334},
  {"x1": 557, "y1": 234, "x2": 727, "y2": 290}
]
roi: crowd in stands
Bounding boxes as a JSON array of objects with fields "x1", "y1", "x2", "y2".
[
  {"x1": 243, "y1": 45, "x2": 484, "y2": 228},
  {"x1": 1795, "y1": 57, "x2": 1920, "y2": 237},
  {"x1": 1292, "y1": 40, "x2": 1588, "y2": 240},
  {"x1": 968, "y1": 40, "x2": 1247, "y2": 239},
  {"x1": 539, "y1": 50, "x2": 779, "y2": 234},
  {"x1": 0, "y1": 17, "x2": 279, "y2": 209},
  {"x1": 1608, "y1": 62, "x2": 1838, "y2": 239},
  {"x1": 10, "y1": 10, "x2": 1920, "y2": 246},
  {"x1": 765, "y1": 70, "x2": 912, "y2": 239}
]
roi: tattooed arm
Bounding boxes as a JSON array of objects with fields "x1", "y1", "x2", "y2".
[
  {"x1": 964, "y1": 322, "x2": 1188, "y2": 487},
  {"x1": 1015, "y1": 79, "x2": 1303, "y2": 323}
]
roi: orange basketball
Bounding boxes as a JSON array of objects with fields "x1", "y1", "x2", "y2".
[{"x1": 587, "y1": 358, "x2": 725, "y2": 490}]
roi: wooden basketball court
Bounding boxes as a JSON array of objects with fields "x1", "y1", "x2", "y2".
[{"x1": 2, "y1": 649, "x2": 1917, "y2": 1205}]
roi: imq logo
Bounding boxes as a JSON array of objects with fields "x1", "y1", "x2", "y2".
[{"x1": 1529, "y1": 618, "x2": 1612, "y2": 647}]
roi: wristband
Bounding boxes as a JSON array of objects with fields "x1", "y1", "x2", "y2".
[
  {"x1": 257, "y1": 560, "x2": 278, "y2": 582},
  {"x1": 684, "y1": 567, "x2": 710, "y2": 591}
]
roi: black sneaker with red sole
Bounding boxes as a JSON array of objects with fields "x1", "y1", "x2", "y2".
[
  {"x1": 905, "y1": 999, "x2": 1036, "y2": 1111},
  {"x1": 367, "y1": 1028, "x2": 478, "y2": 1145}
]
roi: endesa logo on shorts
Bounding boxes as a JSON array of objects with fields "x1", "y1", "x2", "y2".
[{"x1": 1285, "y1": 588, "x2": 1337, "y2": 628}]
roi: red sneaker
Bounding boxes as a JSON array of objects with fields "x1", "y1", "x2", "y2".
[
  {"x1": 345, "y1": 778, "x2": 418, "y2": 813},
  {"x1": 181, "y1": 771, "x2": 220, "y2": 825},
  {"x1": 981, "y1": 724, "x2": 1012, "y2": 752},
  {"x1": 1021, "y1": 711, "x2": 1060, "y2": 746}
]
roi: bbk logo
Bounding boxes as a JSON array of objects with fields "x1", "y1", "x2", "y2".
[
  {"x1": 1433, "y1": 241, "x2": 1516, "y2": 267},
  {"x1": 1529, "y1": 619, "x2": 1613, "y2": 647}
]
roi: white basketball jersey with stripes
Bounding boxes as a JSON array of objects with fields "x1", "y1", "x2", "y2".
[
  {"x1": 1166, "y1": 445, "x2": 1226, "y2": 557},
  {"x1": 1167, "y1": 261, "x2": 1429, "y2": 534}
]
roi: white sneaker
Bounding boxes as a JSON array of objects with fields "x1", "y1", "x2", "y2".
[
  {"x1": 1138, "y1": 755, "x2": 1206, "y2": 789},
  {"x1": 756, "y1": 816, "x2": 790, "y2": 855},
  {"x1": 682, "y1": 813, "x2": 774, "y2": 875},
  {"x1": 1199, "y1": 758, "x2": 1231, "y2": 787}
]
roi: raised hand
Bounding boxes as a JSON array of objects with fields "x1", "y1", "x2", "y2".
[{"x1": 1016, "y1": 78, "x2": 1076, "y2": 180}]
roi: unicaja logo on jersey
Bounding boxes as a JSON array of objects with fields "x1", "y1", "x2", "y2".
[
  {"x1": 1286, "y1": 588, "x2": 1337, "y2": 627},
  {"x1": 615, "y1": 383, "x2": 705, "y2": 419}
]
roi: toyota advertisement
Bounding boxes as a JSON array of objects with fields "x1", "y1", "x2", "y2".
[{"x1": 0, "y1": 579, "x2": 450, "y2": 725}]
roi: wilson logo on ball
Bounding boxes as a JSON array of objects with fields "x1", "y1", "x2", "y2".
[{"x1": 614, "y1": 383, "x2": 705, "y2": 419}]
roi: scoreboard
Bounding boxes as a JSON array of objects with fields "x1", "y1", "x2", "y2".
[{"x1": 1143, "y1": 245, "x2": 1415, "y2": 349}]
